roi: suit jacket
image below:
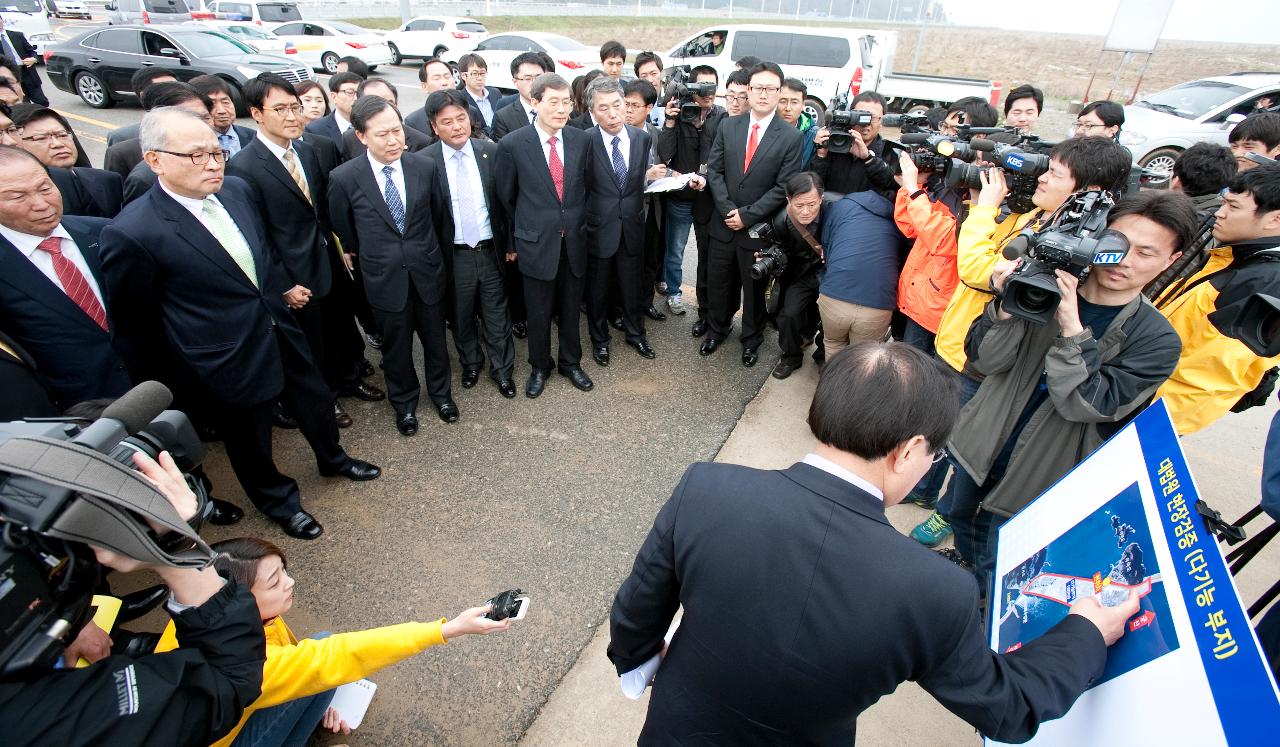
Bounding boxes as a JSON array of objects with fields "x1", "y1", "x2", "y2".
[
  {"x1": 493, "y1": 124, "x2": 590, "y2": 281},
  {"x1": 566, "y1": 111, "x2": 593, "y2": 130},
  {"x1": 218, "y1": 124, "x2": 257, "y2": 151},
  {"x1": 300, "y1": 131, "x2": 342, "y2": 174},
  {"x1": 405, "y1": 100, "x2": 487, "y2": 141},
  {"x1": 107, "y1": 122, "x2": 139, "y2": 148},
  {"x1": 707, "y1": 113, "x2": 803, "y2": 247},
  {"x1": 490, "y1": 100, "x2": 535, "y2": 142},
  {"x1": 341, "y1": 123, "x2": 434, "y2": 160},
  {"x1": 48, "y1": 166, "x2": 125, "y2": 219},
  {"x1": 610, "y1": 461, "x2": 1108, "y2": 745},
  {"x1": 0, "y1": 329, "x2": 59, "y2": 420},
  {"x1": 495, "y1": 92, "x2": 518, "y2": 112},
  {"x1": 122, "y1": 159, "x2": 156, "y2": 206},
  {"x1": 459, "y1": 85, "x2": 503, "y2": 127},
  {"x1": 304, "y1": 114, "x2": 346, "y2": 157},
  {"x1": 0, "y1": 216, "x2": 132, "y2": 408},
  {"x1": 4, "y1": 30, "x2": 40, "y2": 95},
  {"x1": 326, "y1": 151, "x2": 449, "y2": 313},
  {"x1": 103, "y1": 138, "x2": 143, "y2": 180},
  {"x1": 423, "y1": 138, "x2": 507, "y2": 261},
  {"x1": 226, "y1": 138, "x2": 333, "y2": 298},
  {"x1": 583, "y1": 124, "x2": 650, "y2": 259},
  {"x1": 99, "y1": 177, "x2": 310, "y2": 407}
]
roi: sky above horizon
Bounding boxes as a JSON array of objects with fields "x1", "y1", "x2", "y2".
[{"x1": 943, "y1": 0, "x2": 1276, "y2": 45}]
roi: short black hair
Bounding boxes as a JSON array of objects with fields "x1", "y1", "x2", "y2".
[
  {"x1": 1106, "y1": 190, "x2": 1199, "y2": 255},
  {"x1": 599, "y1": 40, "x2": 626, "y2": 62},
  {"x1": 418, "y1": 57, "x2": 452, "y2": 83},
  {"x1": 350, "y1": 94, "x2": 400, "y2": 133},
  {"x1": 0, "y1": 55, "x2": 19, "y2": 82},
  {"x1": 1173, "y1": 142, "x2": 1237, "y2": 197},
  {"x1": 624, "y1": 79, "x2": 657, "y2": 108},
  {"x1": 130, "y1": 66, "x2": 177, "y2": 96},
  {"x1": 1003, "y1": 84, "x2": 1044, "y2": 116},
  {"x1": 785, "y1": 171, "x2": 823, "y2": 197},
  {"x1": 947, "y1": 96, "x2": 998, "y2": 127},
  {"x1": 243, "y1": 73, "x2": 298, "y2": 112},
  {"x1": 1079, "y1": 100, "x2": 1125, "y2": 130},
  {"x1": 327, "y1": 71, "x2": 363, "y2": 94},
  {"x1": 782, "y1": 77, "x2": 807, "y2": 95},
  {"x1": 1229, "y1": 112, "x2": 1280, "y2": 149},
  {"x1": 808, "y1": 342, "x2": 958, "y2": 459},
  {"x1": 851, "y1": 91, "x2": 886, "y2": 111},
  {"x1": 634, "y1": 51, "x2": 662, "y2": 75},
  {"x1": 689, "y1": 64, "x2": 717, "y2": 83},
  {"x1": 141, "y1": 81, "x2": 209, "y2": 111},
  {"x1": 510, "y1": 51, "x2": 550, "y2": 78},
  {"x1": 1228, "y1": 164, "x2": 1280, "y2": 214},
  {"x1": 337, "y1": 56, "x2": 370, "y2": 79},
  {"x1": 735, "y1": 55, "x2": 761, "y2": 70},
  {"x1": 189, "y1": 74, "x2": 234, "y2": 101},
  {"x1": 458, "y1": 52, "x2": 487, "y2": 73},
  {"x1": 10, "y1": 105, "x2": 71, "y2": 133},
  {"x1": 294, "y1": 80, "x2": 330, "y2": 116},
  {"x1": 725, "y1": 69, "x2": 750, "y2": 88},
  {"x1": 1049, "y1": 136, "x2": 1133, "y2": 193},
  {"x1": 356, "y1": 77, "x2": 397, "y2": 104},
  {"x1": 424, "y1": 89, "x2": 471, "y2": 123},
  {"x1": 746, "y1": 61, "x2": 784, "y2": 87}
]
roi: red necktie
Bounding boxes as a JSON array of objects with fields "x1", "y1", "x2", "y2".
[
  {"x1": 744, "y1": 123, "x2": 761, "y2": 172},
  {"x1": 548, "y1": 135, "x2": 564, "y2": 201},
  {"x1": 36, "y1": 236, "x2": 108, "y2": 332}
]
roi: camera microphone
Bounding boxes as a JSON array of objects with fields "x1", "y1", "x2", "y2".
[
  {"x1": 1002, "y1": 235, "x2": 1031, "y2": 260},
  {"x1": 970, "y1": 139, "x2": 997, "y2": 152},
  {"x1": 73, "y1": 381, "x2": 174, "y2": 452},
  {"x1": 899, "y1": 133, "x2": 931, "y2": 145}
]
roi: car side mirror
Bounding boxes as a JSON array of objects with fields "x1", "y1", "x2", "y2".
[
  {"x1": 159, "y1": 47, "x2": 181, "y2": 57},
  {"x1": 1222, "y1": 112, "x2": 1247, "y2": 130}
]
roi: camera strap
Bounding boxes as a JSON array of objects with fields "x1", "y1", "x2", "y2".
[
  {"x1": 0, "y1": 437, "x2": 214, "y2": 568},
  {"x1": 792, "y1": 220, "x2": 824, "y2": 260}
]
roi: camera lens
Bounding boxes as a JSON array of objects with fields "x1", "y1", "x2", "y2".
[{"x1": 1016, "y1": 285, "x2": 1056, "y2": 315}]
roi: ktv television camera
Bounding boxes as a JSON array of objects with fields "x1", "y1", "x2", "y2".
[
  {"x1": 998, "y1": 189, "x2": 1130, "y2": 324},
  {"x1": 664, "y1": 68, "x2": 718, "y2": 125},
  {"x1": 0, "y1": 382, "x2": 214, "y2": 677},
  {"x1": 747, "y1": 221, "x2": 788, "y2": 280},
  {"x1": 823, "y1": 90, "x2": 878, "y2": 155}
]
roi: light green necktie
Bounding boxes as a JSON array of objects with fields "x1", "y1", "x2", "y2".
[{"x1": 201, "y1": 197, "x2": 258, "y2": 288}]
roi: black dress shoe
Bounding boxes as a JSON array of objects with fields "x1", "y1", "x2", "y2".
[
  {"x1": 592, "y1": 344, "x2": 610, "y2": 367},
  {"x1": 526, "y1": 369, "x2": 548, "y2": 398},
  {"x1": 628, "y1": 338, "x2": 656, "y2": 359},
  {"x1": 437, "y1": 400, "x2": 460, "y2": 423},
  {"x1": 609, "y1": 316, "x2": 625, "y2": 331},
  {"x1": 208, "y1": 498, "x2": 244, "y2": 526},
  {"x1": 339, "y1": 381, "x2": 386, "y2": 401},
  {"x1": 772, "y1": 359, "x2": 799, "y2": 379},
  {"x1": 117, "y1": 584, "x2": 170, "y2": 623},
  {"x1": 395, "y1": 411, "x2": 418, "y2": 436},
  {"x1": 278, "y1": 511, "x2": 324, "y2": 540},
  {"x1": 367, "y1": 333, "x2": 383, "y2": 350},
  {"x1": 358, "y1": 358, "x2": 376, "y2": 378},
  {"x1": 497, "y1": 379, "x2": 517, "y2": 398},
  {"x1": 461, "y1": 368, "x2": 480, "y2": 389},
  {"x1": 742, "y1": 347, "x2": 759, "y2": 367},
  {"x1": 334, "y1": 403, "x2": 353, "y2": 429},
  {"x1": 699, "y1": 336, "x2": 723, "y2": 356},
  {"x1": 559, "y1": 365, "x2": 594, "y2": 392},
  {"x1": 272, "y1": 404, "x2": 298, "y2": 429},
  {"x1": 320, "y1": 458, "x2": 382, "y2": 481},
  {"x1": 691, "y1": 319, "x2": 708, "y2": 337},
  {"x1": 645, "y1": 305, "x2": 667, "y2": 321},
  {"x1": 512, "y1": 321, "x2": 528, "y2": 339}
]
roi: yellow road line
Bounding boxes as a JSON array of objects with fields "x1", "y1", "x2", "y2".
[
  {"x1": 56, "y1": 109, "x2": 117, "y2": 130},
  {"x1": 75, "y1": 130, "x2": 106, "y2": 145}
]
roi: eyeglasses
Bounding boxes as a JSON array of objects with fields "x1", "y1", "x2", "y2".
[
  {"x1": 513, "y1": 74, "x2": 539, "y2": 82},
  {"x1": 748, "y1": 85, "x2": 781, "y2": 95},
  {"x1": 22, "y1": 130, "x2": 71, "y2": 144},
  {"x1": 931, "y1": 447, "x2": 950, "y2": 465},
  {"x1": 1074, "y1": 121, "x2": 1108, "y2": 131},
  {"x1": 154, "y1": 149, "x2": 230, "y2": 165},
  {"x1": 267, "y1": 104, "x2": 303, "y2": 117},
  {"x1": 1, "y1": 124, "x2": 21, "y2": 138},
  {"x1": 462, "y1": 70, "x2": 487, "y2": 78},
  {"x1": 725, "y1": 93, "x2": 748, "y2": 102},
  {"x1": 335, "y1": 88, "x2": 359, "y2": 97}
]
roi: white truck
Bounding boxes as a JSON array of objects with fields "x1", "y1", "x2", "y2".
[{"x1": 662, "y1": 25, "x2": 1001, "y2": 120}]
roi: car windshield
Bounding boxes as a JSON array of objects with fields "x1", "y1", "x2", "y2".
[
  {"x1": 541, "y1": 34, "x2": 588, "y2": 52},
  {"x1": 257, "y1": 3, "x2": 300, "y2": 22},
  {"x1": 0, "y1": 0, "x2": 43, "y2": 12},
  {"x1": 1134, "y1": 80, "x2": 1250, "y2": 120},
  {"x1": 328, "y1": 21, "x2": 370, "y2": 36},
  {"x1": 171, "y1": 30, "x2": 253, "y2": 56}
]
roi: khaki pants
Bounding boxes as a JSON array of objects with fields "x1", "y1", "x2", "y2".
[{"x1": 818, "y1": 294, "x2": 893, "y2": 361}]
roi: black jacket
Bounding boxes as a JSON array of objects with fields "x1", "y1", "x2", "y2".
[
  {"x1": 769, "y1": 206, "x2": 824, "y2": 283},
  {"x1": 103, "y1": 137, "x2": 143, "y2": 181},
  {"x1": 341, "y1": 123, "x2": 434, "y2": 160},
  {"x1": 0, "y1": 580, "x2": 265, "y2": 747},
  {"x1": 707, "y1": 114, "x2": 804, "y2": 248},
  {"x1": 0, "y1": 328, "x2": 60, "y2": 420},
  {"x1": 812, "y1": 135, "x2": 897, "y2": 196},
  {"x1": 490, "y1": 100, "x2": 535, "y2": 142},
  {"x1": 48, "y1": 167, "x2": 125, "y2": 219},
  {"x1": 610, "y1": 461, "x2": 1108, "y2": 745},
  {"x1": 656, "y1": 105, "x2": 726, "y2": 222},
  {"x1": 583, "y1": 124, "x2": 650, "y2": 258},
  {"x1": 422, "y1": 138, "x2": 508, "y2": 258}
]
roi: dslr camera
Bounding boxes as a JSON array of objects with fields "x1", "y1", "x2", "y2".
[
  {"x1": 747, "y1": 221, "x2": 789, "y2": 280},
  {"x1": 665, "y1": 68, "x2": 718, "y2": 125},
  {"x1": 999, "y1": 189, "x2": 1129, "y2": 324}
]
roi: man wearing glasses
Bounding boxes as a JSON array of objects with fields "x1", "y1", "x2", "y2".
[
  {"x1": 812, "y1": 90, "x2": 897, "y2": 197},
  {"x1": 456, "y1": 53, "x2": 503, "y2": 133},
  {"x1": 101, "y1": 106, "x2": 382, "y2": 542},
  {"x1": 490, "y1": 52, "x2": 550, "y2": 141},
  {"x1": 303, "y1": 71, "x2": 362, "y2": 158},
  {"x1": 11, "y1": 107, "x2": 76, "y2": 169}
]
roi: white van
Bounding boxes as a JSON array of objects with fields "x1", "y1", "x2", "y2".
[{"x1": 0, "y1": 0, "x2": 56, "y2": 55}]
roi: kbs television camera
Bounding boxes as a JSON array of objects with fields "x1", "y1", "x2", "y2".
[
  {"x1": 823, "y1": 90, "x2": 877, "y2": 155},
  {"x1": 998, "y1": 189, "x2": 1129, "y2": 324},
  {"x1": 665, "y1": 68, "x2": 718, "y2": 125},
  {"x1": 0, "y1": 382, "x2": 214, "y2": 677},
  {"x1": 945, "y1": 139, "x2": 1053, "y2": 213},
  {"x1": 747, "y1": 221, "x2": 788, "y2": 279}
]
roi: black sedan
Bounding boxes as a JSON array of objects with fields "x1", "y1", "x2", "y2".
[{"x1": 45, "y1": 24, "x2": 313, "y2": 112}]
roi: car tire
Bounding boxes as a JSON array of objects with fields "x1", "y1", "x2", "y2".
[
  {"x1": 906, "y1": 102, "x2": 932, "y2": 116},
  {"x1": 803, "y1": 97, "x2": 826, "y2": 125},
  {"x1": 367, "y1": 65, "x2": 378, "y2": 72},
  {"x1": 433, "y1": 45, "x2": 447, "y2": 58},
  {"x1": 388, "y1": 42, "x2": 402, "y2": 66},
  {"x1": 321, "y1": 52, "x2": 339, "y2": 74},
  {"x1": 1138, "y1": 147, "x2": 1181, "y2": 189},
  {"x1": 75, "y1": 71, "x2": 113, "y2": 109}
]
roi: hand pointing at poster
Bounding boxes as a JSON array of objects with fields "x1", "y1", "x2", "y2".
[{"x1": 1069, "y1": 590, "x2": 1141, "y2": 647}]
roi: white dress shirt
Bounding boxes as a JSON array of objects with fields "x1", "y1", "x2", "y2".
[
  {"x1": 0, "y1": 222, "x2": 105, "y2": 308},
  {"x1": 801, "y1": 452, "x2": 885, "y2": 502},
  {"x1": 159, "y1": 182, "x2": 253, "y2": 250},
  {"x1": 521, "y1": 99, "x2": 537, "y2": 126},
  {"x1": 599, "y1": 125, "x2": 630, "y2": 170},
  {"x1": 746, "y1": 109, "x2": 776, "y2": 157},
  {"x1": 368, "y1": 151, "x2": 407, "y2": 203},
  {"x1": 442, "y1": 139, "x2": 493, "y2": 242},
  {"x1": 334, "y1": 111, "x2": 353, "y2": 135},
  {"x1": 257, "y1": 132, "x2": 310, "y2": 195},
  {"x1": 534, "y1": 121, "x2": 568, "y2": 170},
  {"x1": 468, "y1": 88, "x2": 494, "y2": 126}
]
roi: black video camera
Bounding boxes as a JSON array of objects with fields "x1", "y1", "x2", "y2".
[
  {"x1": 1227, "y1": 294, "x2": 1280, "y2": 358},
  {"x1": 0, "y1": 382, "x2": 212, "y2": 677},
  {"x1": 946, "y1": 140, "x2": 1052, "y2": 213},
  {"x1": 881, "y1": 112, "x2": 931, "y2": 132},
  {"x1": 825, "y1": 99, "x2": 876, "y2": 155},
  {"x1": 999, "y1": 190, "x2": 1129, "y2": 324},
  {"x1": 666, "y1": 68, "x2": 718, "y2": 125},
  {"x1": 747, "y1": 221, "x2": 788, "y2": 280}
]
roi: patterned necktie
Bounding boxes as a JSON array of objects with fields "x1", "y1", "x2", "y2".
[
  {"x1": 219, "y1": 131, "x2": 238, "y2": 157},
  {"x1": 611, "y1": 135, "x2": 627, "y2": 190},
  {"x1": 530, "y1": 109, "x2": 537, "y2": 124},
  {"x1": 382, "y1": 164, "x2": 406, "y2": 234},
  {"x1": 34, "y1": 236, "x2": 108, "y2": 332},
  {"x1": 453, "y1": 149, "x2": 480, "y2": 247},
  {"x1": 201, "y1": 198, "x2": 258, "y2": 287},
  {"x1": 282, "y1": 148, "x2": 311, "y2": 204},
  {"x1": 548, "y1": 135, "x2": 564, "y2": 201},
  {"x1": 744, "y1": 123, "x2": 761, "y2": 172}
]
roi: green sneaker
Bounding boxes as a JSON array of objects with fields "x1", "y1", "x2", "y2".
[{"x1": 910, "y1": 511, "x2": 952, "y2": 548}]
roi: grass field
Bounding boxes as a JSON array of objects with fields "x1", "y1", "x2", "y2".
[{"x1": 350, "y1": 14, "x2": 1279, "y2": 105}]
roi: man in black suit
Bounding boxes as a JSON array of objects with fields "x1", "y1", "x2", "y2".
[
  {"x1": 327, "y1": 96, "x2": 458, "y2": 436},
  {"x1": 582, "y1": 77, "x2": 655, "y2": 364},
  {"x1": 610, "y1": 341, "x2": 1141, "y2": 744},
  {"x1": 494, "y1": 73, "x2": 594, "y2": 398},
  {"x1": 489, "y1": 52, "x2": 548, "y2": 142},
  {"x1": 189, "y1": 75, "x2": 255, "y2": 158},
  {"x1": 100, "y1": 107, "x2": 381, "y2": 540},
  {"x1": 0, "y1": 18, "x2": 47, "y2": 105},
  {"x1": 456, "y1": 53, "x2": 504, "y2": 135},
  {"x1": 303, "y1": 72, "x2": 362, "y2": 158},
  {"x1": 11, "y1": 107, "x2": 77, "y2": 168},
  {"x1": 423, "y1": 90, "x2": 516, "y2": 398},
  {"x1": 342, "y1": 78, "x2": 434, "y2": 159},
  {"x1": 705, "y1": 61, "x2": 804, "y2": 367},
  {"x1": 105, "y1": 82, "x2": 211, "y2": 181},
  {"x1": 227, "y1": 74, "x2": 385, "y2": 428},
  {"x1": 48, "y1": 165, "x2": 124, "y2": 218},
  {"x1": 405, "y1": 57, "x2": 485, "y2": 141},
  {"x1": 106, "y1": 67, "x2": 179, "y2": 147}
]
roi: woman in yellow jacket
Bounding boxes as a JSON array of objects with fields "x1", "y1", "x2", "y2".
[{"x1": 155, "y1": 537, "x2": 511, "y2": 747}]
